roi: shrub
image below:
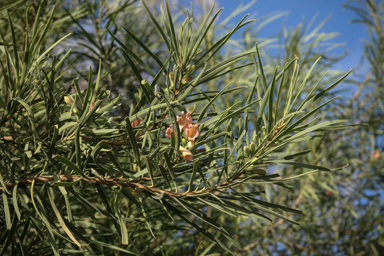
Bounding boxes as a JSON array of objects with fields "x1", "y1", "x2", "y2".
[{"x1": 0, "y1": 1, "x2": 357, "y2": 255}]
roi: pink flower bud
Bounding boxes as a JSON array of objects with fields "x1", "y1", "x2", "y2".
[
  {"x1": 165, "y1": 125, "x2": 176, "y2": 139},
  {"x1": 179, "y1": 146, "x2": 193, "y2": 163},
  {"x1": 131, "y1": 118, "x2": 143, "y2": 128},
  {"x1": 371, "y1": 150, "x2": 380, "y2": 161}
]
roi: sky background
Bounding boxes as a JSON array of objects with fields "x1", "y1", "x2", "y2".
[{"x1": 214, "y1": 0, "x2": 369, "y2": 75}]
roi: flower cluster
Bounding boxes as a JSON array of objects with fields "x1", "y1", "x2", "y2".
[
  {"x1": 176, "y1": 111, "x2": 201, "y2": 146},
  {"x1": 165, "y1": 110, "x2": 201, "y2": 163}
]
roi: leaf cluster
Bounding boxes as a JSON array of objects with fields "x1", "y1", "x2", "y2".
[{"x1": 0, "y1": 0, "x2": 364, "y2": 255}]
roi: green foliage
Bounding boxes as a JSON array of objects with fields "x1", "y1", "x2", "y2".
[{"x1": 0, "y1": 0, "x2": 382, "y2": 255}]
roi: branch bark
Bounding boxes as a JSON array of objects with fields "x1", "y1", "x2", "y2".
[{"x1": 0, "y1": 174, "x2": 243, "y2": 198}]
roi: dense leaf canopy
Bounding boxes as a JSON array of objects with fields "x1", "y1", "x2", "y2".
[{"x1": 0, "y1": 0, "x2": 383, "y2": 255}]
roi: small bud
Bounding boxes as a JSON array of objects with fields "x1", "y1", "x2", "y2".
[
  {"x1": 261, "y1": 126, "x2": 267, "y2": 137},
  {"x1": 181, "y1": 75, "x2": 193, "y2": 85},
  {"x1": 244, "y1": 146, "x2": 251, "y2": 156},
  {"x1": 169, "y1": 72, "x2": 175, "y2": 81},
  {"x1": 250, "y1": 143, "x2": 256, "y2": 153},
  {"x1": 182, "y1": 138, "x2": 188, "y2": 145},
  {"x1": 371, "y1": 150, "x2": 380, "y2": 161},
  {"x1": 64, "y1": 96, "x2": 73, "y2": 105},
  {"x1": 134, "y1": 92, "x2": 140, "y2": 101},
  {"x1": 131, "y1": 118, "x2": 142, "y2": 128},
  {"x1": 73, "y1": 107, "x2": 80, "y2": 115},
  {"x1": 187, "y1": 65, "x2": 195, "y2": 74},
  {"x1": 169, "y1": 72, "x2": 175, "y2": 88},
  {"x1": 141, "y1": 79, "x2": 149, "y2": 86},
  {"x1": 252, "y1": 131, "x2": 259, "y2": 145}
]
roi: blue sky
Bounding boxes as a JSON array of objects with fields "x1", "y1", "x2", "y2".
[{"x1": 215, "y1": 0, "x2": 369, "y2": 73}]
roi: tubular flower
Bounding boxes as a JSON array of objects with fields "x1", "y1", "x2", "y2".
[
  {"x1": 165, "y1": 125, "x2": 176, "y2": 139},
  {"x1": 131, "y1": 118, "x2": 142, "y2": 128},
  {"x1": 179, "y1": 146, "x2": 193, "y2": 163},
  {"x1": 185, "y1": 123, "x2": 200, "y2": 143},
  {"x1": 176, "y1": 111, "x2": 192, "y2": 131}
]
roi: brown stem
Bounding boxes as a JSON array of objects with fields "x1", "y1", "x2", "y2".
[{"x1": 0, "y1": 174, "x2": 241, "y2": 198}]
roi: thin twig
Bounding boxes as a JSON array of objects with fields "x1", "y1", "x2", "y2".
[{"x1": 0, "y1": 174, "x2": 247, "y2": 198}]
